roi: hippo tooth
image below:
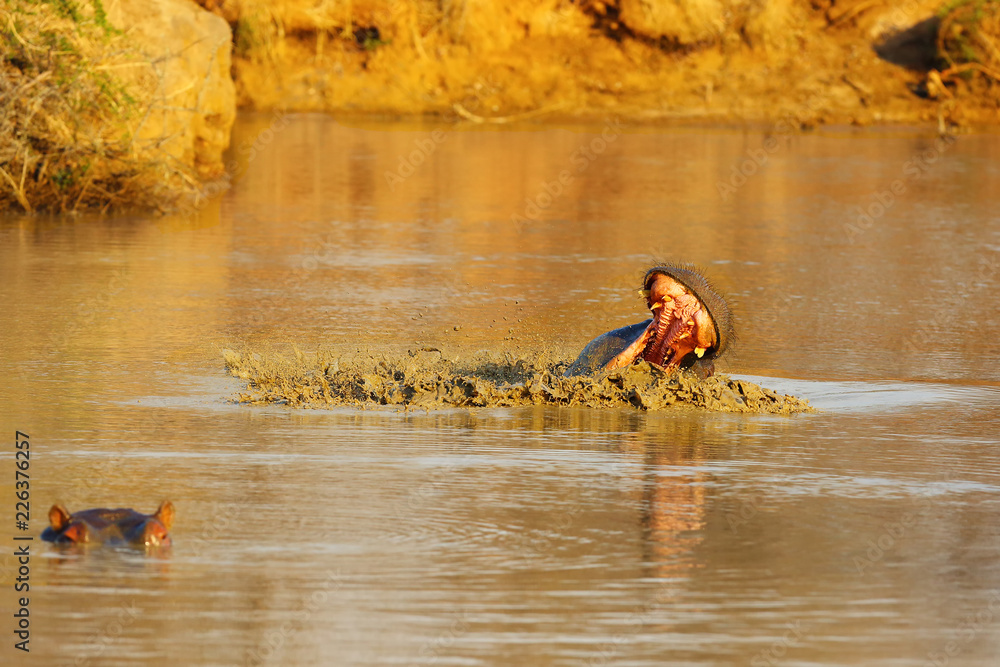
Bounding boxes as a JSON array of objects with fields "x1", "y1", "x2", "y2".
[{"x1": 695, "y1": 347, "x2": 706, "y2": 357}]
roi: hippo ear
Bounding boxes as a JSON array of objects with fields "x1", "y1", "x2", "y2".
[
  {"x1": 154, "y1": 501, "x2": 175, "y2": 530},
  {"x1": 48, "y1": 505, "x2": 71, "y2": 531}
]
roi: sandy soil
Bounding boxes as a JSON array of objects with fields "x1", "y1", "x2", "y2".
[{"x1": 198, "y1": 0, "x2": 1000, "y2": 128}]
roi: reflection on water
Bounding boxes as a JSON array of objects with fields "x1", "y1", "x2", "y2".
[{"x1": 1, "y1": 116, "x2": 1000, "y2": 666}]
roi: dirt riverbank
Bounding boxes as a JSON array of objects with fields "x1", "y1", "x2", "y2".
[
  {"x1": 202, "y1": 0, "x2": 1000, "y2": 128},
  {"x1": 4, "y1": 1, "x2": 999, "y2": 214}
]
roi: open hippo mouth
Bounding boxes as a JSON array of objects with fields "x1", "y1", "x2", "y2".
[
  {"x1": 565, "y1": 265, "x2": 732, "y2": 377},
  {"x1": 606, "y1": 267, "x2": 726, "y2": 371}
]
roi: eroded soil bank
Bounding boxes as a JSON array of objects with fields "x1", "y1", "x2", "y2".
[
  {"x1": 199, "y1": 0, "x2": 1000, "y2": 128},
  {"x1": 222, "y1": 346, "x2": 813, "y2": 414},
  {"x1": 6, "y1": 1, "x2": 999, "y2": 213}
]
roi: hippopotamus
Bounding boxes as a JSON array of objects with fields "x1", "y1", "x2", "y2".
[
  {"x1": 42, "y1": 501, "x2": 175, "y2": 548},
  {"x1": 566, "y1": 264, "x2": 732, "y2": 378}
]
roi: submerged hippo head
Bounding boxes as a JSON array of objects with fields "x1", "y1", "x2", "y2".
[
  {"x1": 42, "y1": 501, "x2": 175, "y2": 548},
  {"x1": 566, "y1": 264, "x2": 733, "y2": 377}
]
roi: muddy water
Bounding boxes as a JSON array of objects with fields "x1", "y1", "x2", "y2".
[{"x1": 2, "y1": 115, "x2": 1000, "y2": 666}]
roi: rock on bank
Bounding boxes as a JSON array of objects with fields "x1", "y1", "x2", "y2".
[
  {"x1": 0, "y1": 0, "x2": 236, "y2": 213},
  {"x1": 107, "y1": 0, "x2": 236, "y2": 179}
]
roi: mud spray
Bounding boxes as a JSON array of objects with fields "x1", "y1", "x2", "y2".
[{"x1": 222, "y1": 346, "x2": 812, "y2": 414}]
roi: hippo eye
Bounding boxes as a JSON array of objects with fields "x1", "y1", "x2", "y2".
[{"x1": 63, "y1": 524, "x2": 87, "y2": 543}]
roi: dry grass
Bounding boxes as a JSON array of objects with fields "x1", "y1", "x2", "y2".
[
  {"x1": 0, "y1": 0, "x2": 197, "y2": 213},
  {"x1": 939, "y1": 0, "x2": 1000, "y2": 71}
]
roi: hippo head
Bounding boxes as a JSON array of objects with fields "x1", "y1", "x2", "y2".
[
  {"x1": 43, "y1": 501, "x2": 175, "y2": 548},
  {"x1": 605, "y1": 265, "x2": 733, "y2": 374}
]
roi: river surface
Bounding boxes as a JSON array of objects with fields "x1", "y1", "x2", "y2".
[{"x1": 2, "y1": 115, "x2": 1000, "y2": 666}]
